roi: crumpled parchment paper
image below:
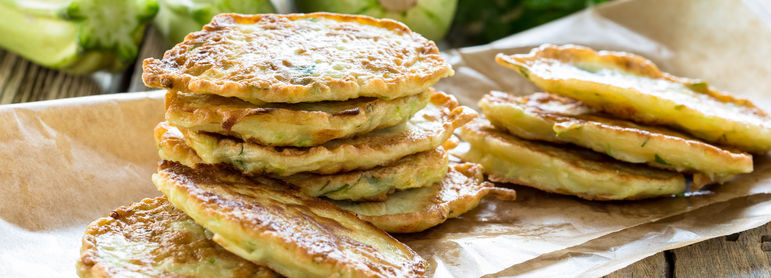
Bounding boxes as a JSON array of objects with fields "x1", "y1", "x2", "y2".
[{"x1": 1, "y1": 0, "x2": 770, "y2": 277}]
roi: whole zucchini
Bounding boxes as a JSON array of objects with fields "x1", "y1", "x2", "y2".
[{"x1": 0, "y1": 0, "x2": 159, "y2": 74}]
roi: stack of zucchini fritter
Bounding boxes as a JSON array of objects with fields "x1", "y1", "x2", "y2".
[
  {"x1": 457, "y1": 44, "x2": 769, "y2": 200},
  {"x1": 77, "y1": 13, "x2": 513, "y2": 277}
]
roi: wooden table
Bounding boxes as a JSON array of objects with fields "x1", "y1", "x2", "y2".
[{"x1": 2, "y1": 27, "x2": 769, "y2": 277}]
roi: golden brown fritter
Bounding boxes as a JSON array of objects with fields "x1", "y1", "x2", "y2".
[
  {"x1": 281, "y1": 147, "x2": 449, "y2": 202},
  {"x1": 333, "y1": 163, "x2": 514, "y2": 233},
  {"x1": 479, "y1": 91, "x2": 753, "y2": 186},
  {"x1": 496, "y1": 44, "x2": 771, "y2": 153},
  {"x1": 165, "y1": 89, "x2": 430, "y2": 147},
  {"x1": 155, "y1": 124, "x2": 450, "y2": 201},
  {"x1": 457, "y1": 119, "x2": 687, "y2": 201},
  {"x1": 168, "y1": 91, "x2": 476, "y2": 176},
  {"x1": 143, "y1": 13, "x2": 453, "y2": 104},
  {"x1": 153, "y1": 161, "x2": 427, "y2": 278},
  {"x1": 77, "y1": 197, "x2": 277, "y2": 278}
]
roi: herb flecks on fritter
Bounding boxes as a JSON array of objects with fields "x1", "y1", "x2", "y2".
[
  {"x1": 144, "y1": 13, "x2": 453, "y2": 104},
  {"x1": 153, "y1": 161, "x2": 428, "y2": 278},
  {"x1": 479, "y1": 91, "x2": 753, "y2": 186},
  {"x1": 496, "y1": 44, "x2": 771, "y2": 153},
  {"x1": 457, "y1": 119, "x2": 687, "y2": 201}
]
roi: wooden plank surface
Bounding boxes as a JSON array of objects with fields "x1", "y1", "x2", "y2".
[
  {"x1": 671, "y1": 223, "x2": 771, "y2": 277},
  {"x1": 606, "y1": 253, "x2": 668, "y2": 278},
  {"x1": 1, "y1": 25, "x2": 770, "y2": 278},
  {"x1": 0, "y1": 50, "x2": 103, "y2": 104}
]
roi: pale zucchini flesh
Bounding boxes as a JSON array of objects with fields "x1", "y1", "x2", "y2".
[
  {"x1": 496, "y1": 44, "x2": 771, "y2": 153},
  {"x1": 457, "y1": 119, "x2": 687, "y2": 200},
  {"x1": 479, "y1": 91, "x2": 753, "y2": 184}
]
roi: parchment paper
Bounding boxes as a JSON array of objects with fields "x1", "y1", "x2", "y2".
[{"x1": 1, "y1": 0, "x2": 771, "y2": 277}]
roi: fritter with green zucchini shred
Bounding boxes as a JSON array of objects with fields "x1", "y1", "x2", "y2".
[
  {"x1": 166, "y1": 90, "x2": 432, "y2": 147},
  {"x1": 281, "y1": 147, "x2": 449, "y2": 201},
  {"x1": 479, "y1": 91, "x2": 753, "y2": 187},
  {"x1": 155, "y1": 121, "x2": 450, "y2": 201},
  {"x1": 155, "y1": 121, "x2": 206, "y2": 167},
  {"x1": 174, "y1": 91, "x2": 475, "y2": 176},
  {"x1": 333, "y1": 163, "x2": 515, "y2": 233},
  {"x1": 77, "y1": 197, "x2": 277, "y2": 278},
  {"x1": 153, "y1": 161, "x2": 427, "y2": 278},
  {"x1": 457, "y1": 119, "x2": 688, "y2": 200},
  {"x1": 496, "y1": 44, "x2": 771, "y2": 153},
  {"x1": 165, "y1": 89, "x2": 431, "y2": 147},
  {"x1": 143, "y1": 13, "x2": 453, "y2": 104}
]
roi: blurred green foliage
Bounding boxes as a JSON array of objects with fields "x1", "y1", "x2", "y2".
[{"x1": 448, "y1": 0, "x2": 607, "y2": 47}]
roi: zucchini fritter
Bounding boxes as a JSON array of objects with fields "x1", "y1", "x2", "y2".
[
  {"x1": 143, "y1": 13, "x2": 453, "y2": 104},
  {"x1": 155, "y1": 124, "x2": 450, "y2": 201},
  {"x1": 457, "y1": 119, "x2": 688, "y2": 200},
  {"x1": 153, "y1": 161, "x2": 427, "y2": 278},
  {"x1": 333, "y1": 163, "x2": 513, "y2": 233},
  {"x1": 155, "y1": 121, "x2": 206, "y2": 166},
  {"x1": 165, "y1": 89, "x2": 430, "y2": 147},
  {"x1": 173, "y1": 91, "x2": 475, "y2": 176},
  {"x1": 77, "y1": 197, "x2": 277, "y2": 278},
  {"x1": 282, "y1": 147, "x2": 449, "y2": 201},
  {"x1": 496, "y1": 44, "x2": 771, "y2": 153},
  {"x1": 480, "y1": 91, "x2": 753, "y2": 185}
]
